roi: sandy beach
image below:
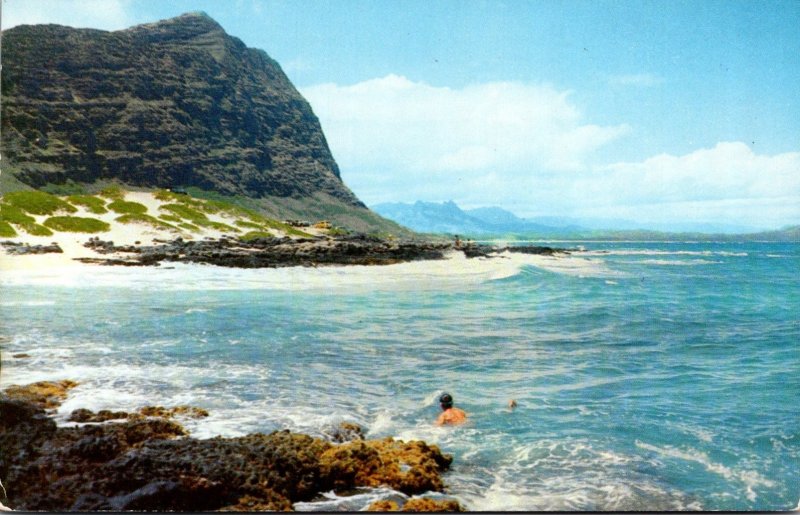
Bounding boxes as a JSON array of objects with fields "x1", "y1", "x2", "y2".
[{"x1": 0, "y1": 191, "x2": 328, "y2": 273}]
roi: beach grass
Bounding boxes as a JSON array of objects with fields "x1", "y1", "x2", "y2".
[
  {"x1": 99, "y1": 186, "x2": 126, "y2": 200},
  {"x1": 2, "y1": 191, "x2": 77, "y2": 216},
  {"x1": 20, "y1": 223, "x2": 55, "y2": 236},
  {"x1": 0, "y1": 204, "x2": 55, "y2": 236},
  {"x1": 43, "y1": 216, "x2": 109, "y2": 233},
  {"x1": 116, "y1": 214, "x2": 178, "y2": 231},
  {"x1": 178, "y1": 222, "x2": 200, "y2": 232},
  {"x1": 0, "y1": 203, "x2": 36, "y2": 224},
  {"x1": 159, "y1": 214, "x2": 183, "y2": 223},
  {"x1": 235, "y1": 220, "x2": 264, "y2": 229},
  {"x1": 0, "y1": 220, "x2": 18, "y2": 237},
  {"x1": 160, "y1": 203, "x2": 209, "y2": 224},
  {"x1": 159, "y1": 203, "x2": 240, "y2": 233},
  {"x1": 108, "y1": 200, "x2": 148, "y2": 215},
  {"x1": 66, "y1": 195, "x2": 108, "y2": 214},
  {"x1": 155, "y1": 189, "x2": 313, "y2": 237}
]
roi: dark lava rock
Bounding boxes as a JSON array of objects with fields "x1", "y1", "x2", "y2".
[
  {"x1": 0, "y1": 394, "x2": 454, "y2": 512},
  {"x1": 1, "y1": 241, "x2": 63, "y2": 255},
  {"x1": 68, "y1": 408, "x2": 130, "y2": 423},
  {"x1": 77, "y1": 235, "x2": 452, "y2": 268}
]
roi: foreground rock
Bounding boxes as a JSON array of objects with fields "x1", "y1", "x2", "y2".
[{"x1": 0, "y1": 388, "x2": 460, "y2": 511}]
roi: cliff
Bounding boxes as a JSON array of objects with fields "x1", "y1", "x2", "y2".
[{"x1": 0, "y1": 13, "x2": 404, "y2": 233}]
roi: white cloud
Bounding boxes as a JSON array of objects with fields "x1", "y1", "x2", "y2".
[
  {"x1": 302, "y1": 74, "x2": 629, "y2": 177},
  {"x1": 2, "y1": 0, "x2": 135, "y2": 31},
  {"x1": 303, "y1": 75, "x2": 799, "y2": 227},
  {"x1": 600, "y1": 142, "x2": 800, "y2": 203},
  {"x1": 568, "y1": 142, "x2": 800, "y2": 227}
]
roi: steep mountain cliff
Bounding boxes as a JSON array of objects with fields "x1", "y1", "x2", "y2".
[{"x1": 1, "y1": 13, "x2": 404, "y2": 233}]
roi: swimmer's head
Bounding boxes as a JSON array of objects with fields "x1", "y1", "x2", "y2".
[{"x1": 439, "y1": 393, "x2": 453, "y2": 410}]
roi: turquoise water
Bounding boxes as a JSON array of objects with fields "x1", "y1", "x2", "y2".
[{"x1": 1, "y1": 242, "x2": 798, "y2": 510}]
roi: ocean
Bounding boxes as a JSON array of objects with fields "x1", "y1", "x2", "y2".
[{"x1": 1, "y1": 241, "x2": 798, "y2": 511}]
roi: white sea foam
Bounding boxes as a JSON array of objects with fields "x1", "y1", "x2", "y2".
[
  {"x1": 0, "y1": 250, "x2": 625, "y2": 291},
  {"x1": 459, "y1": 438, "x2": 693, "y2": 511},
  {"x1": 636, "y1": 441, "x2": 775, "y2": 502},
  {"x1": 583, "y1": 249, "x2": 747, "y2": 257},
  {"x1": 637, "y1": 259, "x2": 721, "y2": 266},
  {"x1": 294, "y1": 487, "x2": 408, "y2": 511}
]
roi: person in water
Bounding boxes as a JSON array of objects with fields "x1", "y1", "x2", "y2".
[{"x1": 435, "y1": 393, "x2": 467, "y2": 426}]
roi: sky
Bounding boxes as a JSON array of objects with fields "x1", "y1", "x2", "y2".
[{"x1": 3, "y1": 0, "x2": 800, "y2": 230}]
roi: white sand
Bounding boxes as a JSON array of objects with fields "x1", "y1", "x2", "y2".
[
  {"x1": 0, "y1": 191, "x2": 323, "y2": 273},
  {"x1": 1, "y1": 192, "x2": 606, "y2": 281}
]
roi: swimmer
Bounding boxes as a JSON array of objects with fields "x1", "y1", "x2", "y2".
[
  {"x1": 435, "y1": 393, "x2": 467, "y2": 426},
  {"x1": 508, "y1": 399, "x2": 518, "y2": 409}
]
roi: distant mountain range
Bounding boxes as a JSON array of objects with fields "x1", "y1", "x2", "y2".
[
  {"x1": 371, "y1": 201, "x2": 800, "y2": 241},
  {"x1": 371, "y1": 201, "x2": 575, "y2": 236}
]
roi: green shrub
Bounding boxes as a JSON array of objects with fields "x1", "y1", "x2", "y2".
[
  {"x1": 204, "y1": 221, "x2": 240, "y2": 233},
  {"x1": 153, "y1": 189, "x2": 179, "y2": 202},
  {"x1": 235, "y1": 220, "x2": 264, "y2": 229},
  {"x1": 0, "y1": 220, "x2": 18, "y2": 237},
  {"x1": 108, "y1": 200, "x2": 148, "y2": 215},
  {"x1": 159, "y1": 214, "x2": 183, "y2": 223},
  {"x1": 160, "y1": 203, "x2": 208, "y2": 224},
  {"x1": 67, "y1": 195, "x2": 108, "y2": 214},
  {"x1": 44, "y1": 216, "x2": 109, "y2": 233},
  {"x1": 21, "y1": 223, "x2": 54, "y2": 236},
  {"x1": 99, "y1": 186, "x2": 125, "y2": 200},
  {"x1": 3, "y1": 191, "x2": 77, "y2": 215},
  {"x1": 0, "y1": 203, "x2": 36, "y2": 224},
  {"x1": 178, "y1": 222, "x2": 200, "y2": 232},
  {"x1": 240, "y1": 230, "x2": 273, "y2": 241},
  {"x1": 116, "y1": 214, "x2": 177, "y2": 231}
]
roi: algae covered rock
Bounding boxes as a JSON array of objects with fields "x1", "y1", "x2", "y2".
[
  {"x1": 2, "y1": 380, "x2": 79, "y2": 409},
  {"x1": 365, "y1": 497, "x2": 465, "y2": 512},
  {"x1": 320, "y1": 437, "x2": 453, "y2": 495}
]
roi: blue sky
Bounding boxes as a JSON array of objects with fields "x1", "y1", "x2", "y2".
[{"x1": 4, "y1": 0, "x2": 799, "y2": 229}]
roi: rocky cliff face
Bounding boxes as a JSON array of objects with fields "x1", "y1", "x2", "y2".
[{"x1": 1, "y1": 12, "x2": 364, "y2": 207}]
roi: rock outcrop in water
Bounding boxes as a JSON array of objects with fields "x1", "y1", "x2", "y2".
[{"x1": 0, "y1": 382, "x2": 460, "y2": 511}]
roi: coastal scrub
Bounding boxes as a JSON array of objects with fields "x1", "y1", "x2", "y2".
[
  {"x1": 115, "y1": 214, "x2": 178, "y2": 231},
  {"x1": 0, "y1": 221, "x2": 17, "y2": 237},
  {"x1": 108, "y1": 200, "x2": 148, "y2": 215},
  {"x1": 43, "y1": 216, "x2": 110, "y2": 233},
  {"x1": 2, "y1": 191, "x2": 77, "y2": 216},
  {"x1": 66, "y1": 195, "x2": 108, "y2": 214}
]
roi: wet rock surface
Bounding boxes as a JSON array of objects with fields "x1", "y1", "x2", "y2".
[
  {"x1": 0, "y1": 384, "x2": 459, "y2": 511},
  {"x1": 2, "y1": 380, "x2": 79, "y2": 410}
]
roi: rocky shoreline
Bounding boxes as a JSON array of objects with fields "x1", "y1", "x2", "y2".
[
  {"x1": 0, "y1": 381, "x2": 463, "y2": 512},
  {"x1": 46, "y1": 234, "x2": 570, "y2": 268}
]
